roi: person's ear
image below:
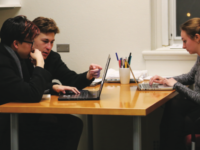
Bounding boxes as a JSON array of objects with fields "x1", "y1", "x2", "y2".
[
  {"x1": 12, "y1": 40, "x2": 19, "y2": 49},
  {"x1": 195, "y1": 33, "x2": 200, "y2": 43}
]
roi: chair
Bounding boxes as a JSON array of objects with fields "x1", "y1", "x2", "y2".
[
  {"x1": 185, "y1": 134, "x2": 200, "y2": 150},
  {"x1": 185, "y1": 118, "x2": 200, "y2": 150}
]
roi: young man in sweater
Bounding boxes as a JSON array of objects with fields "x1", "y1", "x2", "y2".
[
  {"x1": 31, "y1": 17, "x2": 102, "y2": 94},
  {"x1": 28, "y1": 17, "x2": 102, "y2": 150}
]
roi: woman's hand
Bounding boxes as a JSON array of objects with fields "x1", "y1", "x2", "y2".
[
  {"x1": 163, "y1": 78, "x2": 177, "y2": 87},
  {"x1": 52, "y1": 85, "x2": 80, "y2": 94},
  {"x1": 149, "y1": 75, "x2": 165, "y2": 85},
  {"x1": 29, "y1": 49, "x2": 44, "y2": 68}
]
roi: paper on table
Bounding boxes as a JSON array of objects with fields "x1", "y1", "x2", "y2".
[
  {"x1": 93, "y1": 79, "x2": 102, "y2": 82},
  {"x1": 106, "y1": 68, "x2": 148, "y2": 82},
  {"x1": 90, "y1": 78, "x2": 102, "y2": 86}
]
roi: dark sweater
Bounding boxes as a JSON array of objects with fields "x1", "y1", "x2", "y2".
[{"x1": 25, "y1": 50, "x2": 93, "y2": 94}]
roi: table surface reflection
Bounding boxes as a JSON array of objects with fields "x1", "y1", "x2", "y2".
[{"x1": 0, "y1": 83, "x2": 177, "y2": 116}]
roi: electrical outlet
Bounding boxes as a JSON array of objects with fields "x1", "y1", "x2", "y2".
[{"x1": 57, "y1": 44, "x2": 70, "y2": 52}]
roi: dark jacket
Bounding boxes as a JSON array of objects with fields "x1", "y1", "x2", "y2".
[
  {"x1": 0, "y1": 43, "x2": 52, "y2": 105},
  {"x1": 0, "y1": 43, "x2": 52, "y2": 149},
  {"x1": 25, "y1": 50, "x2": 93, "y2": 94},
  {"x1": 0, "y1": 44, "x2": 93, "y2": 150}
]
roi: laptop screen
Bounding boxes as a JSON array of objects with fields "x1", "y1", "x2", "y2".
[{"x1": 98, "y1": 54, "x2": 111, "y2": 96}]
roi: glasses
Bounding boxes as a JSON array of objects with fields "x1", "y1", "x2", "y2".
[
  {"x1": 23, "y1": 40, "x2": 34, "y2": 49},
  {"x1": 23, "y1": 40, "x2": 33, "y2": 45}
]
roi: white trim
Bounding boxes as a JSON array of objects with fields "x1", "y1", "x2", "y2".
[
  {"x1": 142, "y1": 49, "x2": 197, "y2": 60},
  {"x1": 169, "y1": 0, "x2": 182, "y2": 43},
  {"x1": 151, "y1": 0, "x2": 183, "y2": 49},
  {"x1": 172, "y1": 0, "x2": 181, "y2": 39},
  {"x1": 172, "y1": 0, "x2": 177, "y2": 39},
  {"x1": 161, "y1": 0, "x2": 169, "y2": 46},
  {"x1": 169, "y1": 0, "x2": 173, "y2": 41},
  {"x1": 0, "y1": 3, "x2": 21, "y2": 8},
  {"x1": 0, "y1": 0, "x2": 21, "y2": 8}
]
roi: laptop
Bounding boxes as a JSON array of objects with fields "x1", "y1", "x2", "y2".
[
  {"x1": 127, "y1": 63, "x2": 173, "y2": 91},
  {"x1": 58, "y1": 54, "x2": 111, "y2": 100}
]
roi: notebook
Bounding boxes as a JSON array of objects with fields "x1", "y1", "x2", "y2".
[
  {"x1": 58, "y1": 54, "x2": 111, "y2": 100},
  {"x1": 127, "y1": 64, "x2": 173, "y2": 91}
]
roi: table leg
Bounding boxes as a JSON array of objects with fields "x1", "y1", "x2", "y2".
[
  {"x1": 87, "y1": 115, "x2": 93, "y2": 150},
  {"x1": 10, "y1": 114, "x2": 19, "y2": 150},
  {"x1": 133, "y1": 116, "x2": 141, "y2": 150}
]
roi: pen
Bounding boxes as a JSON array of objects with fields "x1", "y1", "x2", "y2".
[
  {"x1": 128, "y1": 53, "x2": 131, "y2": 62},
  {"x1": 122, "y1": 58, "x2": 124, "y2": 68},
  {"x1": 129, "y1": 56, "x2": 132, "y2": 65},
  {"x1": 125, "y1": 60, "x2": 127, "y2": 68},
  {"x1": 127, "y1": 53, "x2": 131, "y2": 67},
  {"x1": 120, "y1": 58, "x2": 122, "y2": 68},
  {"x1": 125, "y1": 57, "x2": 127, "y2": 68},
  {"x1": 115, "y1": 53, "x2": 119, "y2": 61},
  {"x1": 119, "y1": 59, "x2": 121, "y2": 68}
]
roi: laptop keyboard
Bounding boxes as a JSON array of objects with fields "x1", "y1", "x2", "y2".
[
  {"x1": 77, "y1": 91, "x2": 89, "y2": 98},
  {"x1": 66, "y1": 90, "x2": 89, "y2": 100},
  {"x1": 139, "y1": 83, "x2": 159, "y2": 90}
]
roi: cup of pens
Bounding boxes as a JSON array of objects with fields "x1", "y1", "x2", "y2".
[
  {"x1": 119, "y1": 68, "x2": 130, "y2": 84},
  {"x1": 116, "y1": 52, "x2": 132, "y2": 84}
]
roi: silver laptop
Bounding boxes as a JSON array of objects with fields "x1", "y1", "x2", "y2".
[{"x1": 127, "y1": 64, "x2": 173, "y2": 91}]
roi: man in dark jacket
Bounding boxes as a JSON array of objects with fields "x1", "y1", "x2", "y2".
[
  {"x1": 26, "y1": 17, "x2": 102, "y2": 150},
  {"x1": 0, "y1": 16, "x2": 54, "y2": 150},
  {"x1": 30, "y1": 17, "x2": 102, "y2": 94},
  {"x1": 0, "y1": 16, "x2": 93, "y2": 150}
]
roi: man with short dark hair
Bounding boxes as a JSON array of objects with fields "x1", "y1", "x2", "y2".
[{"x1": 0, "y1": 16, "x2": 52, "y2": 150}]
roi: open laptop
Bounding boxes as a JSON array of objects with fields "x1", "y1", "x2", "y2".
[
  {"x1": 127, "y1": 63, "x2": 173, "y2": 91},
  {"x1": 58, "y1": 54, "x2": 111, "y2": 100}
]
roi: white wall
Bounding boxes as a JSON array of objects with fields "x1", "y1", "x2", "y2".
[
  {"x1": 0, "y1": 0, "x2": 151, "y2": 73},
  {"x1": 0, "y1": 0, "x2": 151, "y2": 150}
]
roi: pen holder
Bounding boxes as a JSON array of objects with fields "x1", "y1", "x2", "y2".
[{"x1": 119, "y1": 68, "x2": 130, "y2": 84}]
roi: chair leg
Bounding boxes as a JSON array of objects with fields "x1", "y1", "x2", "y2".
[
  {"x1": 191, "y1": 124, "x2": 196, "y2": 150},
  {"x1": 191, "y1": 141, "x2": 195, "y2": 150}
]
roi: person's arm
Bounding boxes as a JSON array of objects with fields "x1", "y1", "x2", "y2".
[
  {"x1": 172, "y1": 56, "x2": 199, "y2": 85},
  {"x1": 44, "y1": 82, "x2": 59, "y2": 94},
  {"x1": 86, "y1": 64, "x2": 102, "y2": 80},
  {"x1": 173, "y1": 82, "x2": 200, "y2": 105},
  {"x1": 161, "y1": 76, "x2": 200, "y2": 104},
  {"x1": 150, "y1": 56, "x2": 198, "y2": 86},
  {"x1": 162, "y1": 56, "x2": 200, "y2": 104},
  {"x1": 0, "y1": 65, "x2": 51, "y2": 103},
  {"x1": 0, "y1": 49, "x2": 52, "y2": 103},
  {"x1": 49, "y1": 52, "x2": 94, "y2": 89}
]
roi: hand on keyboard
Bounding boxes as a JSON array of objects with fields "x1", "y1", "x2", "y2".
[{"x1": 64, "y1": 91, "x2": 76, "y2": 95}]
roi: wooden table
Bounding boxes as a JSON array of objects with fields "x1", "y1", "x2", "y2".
[{"x1": 0, "y1": 83, "x2": 178, "y2": 150}]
